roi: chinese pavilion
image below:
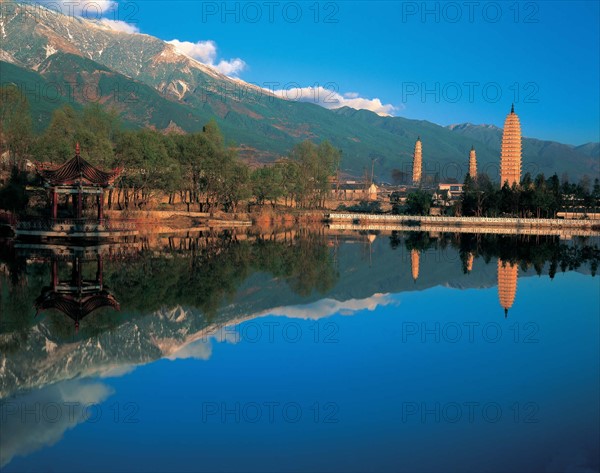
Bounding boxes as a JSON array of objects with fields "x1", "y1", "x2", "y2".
[
  {"x1": 17, "y1": 144, "x2": 136, "y2": 239},
  {"x1": 37, "y1": 143, "x2": 121, "y2": 222}
]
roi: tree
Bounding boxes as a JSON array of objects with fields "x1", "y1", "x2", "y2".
[
  {"x1": 35, "y1": 105, "x2": 79, "y2": 165},
  {"x1": 251, "y1": 166, "x2": 283, "y2": 207},
  {"x1": 221, "y1": 161, "x2": 250, "y2": 212},
  {"x1": 0, "y1": 85, "x2": 33, "y2": 170},
  {"x1": 288, "y1": 140, "x2": 340, "y2": 208},
  {"x1": 114, "y1": 129, "x2": 179, "y2": 209},
  {"x1": 460, "y1": 174, "x2": 478, "y2": 216},
  {"x1": 405, "y1": 190, "x2": 433, "y2": 215},
  {"x1": 0, "y1": 169, "x2": 29, "y2": 213}
]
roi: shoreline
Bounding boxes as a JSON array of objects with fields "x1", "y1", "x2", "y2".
[
  {"x1": 326, "y1": 212, "x2": 600, "y2": 230},
  {"x1": 4, "y1": 210, "x2": 600, "y2": 240}
]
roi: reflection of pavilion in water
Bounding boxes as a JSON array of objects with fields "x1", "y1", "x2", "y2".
[{"x1": 22, "y1": 242, "x2": 139, "y2": 331}]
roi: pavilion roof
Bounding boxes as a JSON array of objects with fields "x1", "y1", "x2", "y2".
[
  {"x1": 37, "y1": 144, "x2": 122, "y2": 187},
  {"x1": 35, "y1": 290, "x2": 120, "y2": 321}
]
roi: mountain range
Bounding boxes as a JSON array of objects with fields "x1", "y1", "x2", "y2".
[{"x1": 1, "y1": 2, "x2": 598, "y2": 180}]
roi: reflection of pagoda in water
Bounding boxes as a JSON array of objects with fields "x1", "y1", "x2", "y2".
[
  {"x1": 466, "y1": 252, "x2": 474, "y2": 272},
  {"x1": 411, "y1": 249, "x2": 420, "y2": 282},
  {"x1": 497, "y1": 259, "x2": 519, "y2": 317}
]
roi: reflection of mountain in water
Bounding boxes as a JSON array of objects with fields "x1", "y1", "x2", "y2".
[{"x1": 1, "y1": 231, "x2": 598, "y2": 399}]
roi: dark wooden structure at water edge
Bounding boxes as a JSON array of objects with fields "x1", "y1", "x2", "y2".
[
  {"x1": 16, "y1": 144, "x2": 138, "y2": 240},
  {"x1": 34, "y1": 251, "x2": 120, "y2": 333}
]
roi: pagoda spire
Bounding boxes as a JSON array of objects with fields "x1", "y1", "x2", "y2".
[
  {"x1": 412, "y1": 137, "x2": 423, "y2": 185},
  {"x1": 511, "y1": 103, "x2": 515, "y2": 114},
  {"x1": 469, "y1": 146, "x2": 477, "y2": 178},
  {"x1": 75, "y1": 142, "x2": 80, "y2": 156},
  {"x1": 500, "y1": 105, "x2": 522, "y2": 186}
]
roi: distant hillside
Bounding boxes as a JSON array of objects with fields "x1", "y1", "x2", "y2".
[
  {"x1": 1, "y1": 2, "x2": 597, "y2": 181},
  {"x1": 447, "y1": 123, "x2": 600, "y2": 180}
]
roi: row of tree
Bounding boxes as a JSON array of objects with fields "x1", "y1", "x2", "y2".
[
  {"x1": 460, "y1": 173, "x2": 600, "y2": 218},
  {"x1": 388, "y1": 173, "x2": 600, "y2": 217},
  {"x1": 0, "y1": 86, "x2": 341, "y2": 213}
]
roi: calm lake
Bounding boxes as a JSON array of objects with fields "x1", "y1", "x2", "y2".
[{"x1": 1, "y1": 229, "x2": 599, "y2": 473}]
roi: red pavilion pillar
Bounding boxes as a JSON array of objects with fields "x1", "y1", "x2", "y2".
[
  {"x1": 51, "y1": 189, "x2": 58, "y2": 219},
  {"x1": 97, "y1": 190, "x2": 104, "y2": 222},
  {"x1": 97, "y1": 254, "x2": 103, "y2": 287},
  {"x1": 77, "y1": 188, "x2": 83, "y2": 219},
  {"x1": 51, "y1": 259, "x2": 58, "y2": 291}
]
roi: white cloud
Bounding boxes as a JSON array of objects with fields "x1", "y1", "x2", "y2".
[
  {"x1": 98, "y1": 18, "x2": 140, "y2": 34},
  {"x1": 0, "y1": 380, "x2": 113, "y2": 468},
  {"x1": 38, "y1": 1, "x2": 140, "y2": 34},
  {"x1": 167, "y1": 39, "x2": 247, "y2": 77},
  {"x1": 272, "y1": 86, "x2": 398, "y2": 116},
  {"x1": 215, "y1": 58, "x2": 247, "y2": 76},
  {"x1": 167, "y1": 39, "x2": 218, "y2": 64},
  {"x1": 40, "y1": 0, "x2": 116, "y2": 17}
]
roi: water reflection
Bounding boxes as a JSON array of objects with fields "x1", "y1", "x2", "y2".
[
  {"x1": 33, "y1": 248, "x2": 121, "y2": 332},
  {"x1": 1, "y1": 229, "x2": 599, "y2": 471},
  {"x1": 498, "y1": 259, "x2": 519, "y2": 317}
]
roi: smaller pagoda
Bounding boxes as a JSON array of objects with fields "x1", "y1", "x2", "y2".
[
  {"x1": 37, "y1": 143, "x2": 121, "y2": 223},
  {"x1": 412, "y1": 137, "x2": 423, "y2": 186}
]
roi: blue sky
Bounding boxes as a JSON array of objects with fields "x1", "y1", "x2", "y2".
[{"x1": 47, "y1": 1, "x2": 600, "y2": 145}]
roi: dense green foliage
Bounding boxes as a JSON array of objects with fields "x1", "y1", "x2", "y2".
[
  {"x1": 459, "y1": 172, "x2": 600, "y2": 217},
  {"x1": 338, "y1": 201, "x2": 383, "y2": 214},
  {"x1": 0, "y1": 87, "x2": 341, "y2": 211},
  {"x1": 396, "y1": 190, "x2": 434, "y2": 216}
]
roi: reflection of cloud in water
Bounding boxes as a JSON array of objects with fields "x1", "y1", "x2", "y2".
[
  {"x1": 167, "y1": 295, "x2": 396, "y2": 357},
  {"x1": 97, "y1": 364, "x2": 137, "y2": 378},
  {"x1": 166, "y1": 339, "x2": 213, "y2": 360},
  {"x1": 0, "y1": 380, "x2": 113, "y2": 468},
  {"x1": 264, "y1": 293, "x2": 396, "y2": 320}
]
